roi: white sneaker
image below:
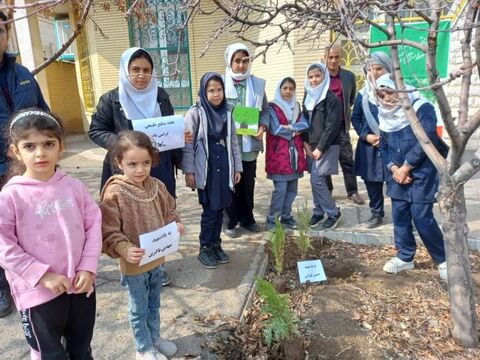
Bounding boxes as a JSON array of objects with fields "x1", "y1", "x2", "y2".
[
  {"x1": 438, "y1": 262, "x2": 447, "y2": 281},
  {"x1": 383, "y1": 257, "x2": 414, "y2": 274},
  {"x1": 135, "y1": 350, "x2": 167, "y2": 360},
  {"x1": 154, "y1": 338, "x2": 177, "y2": 356}
]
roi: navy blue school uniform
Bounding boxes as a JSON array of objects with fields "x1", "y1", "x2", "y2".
[
  {"x1": 379, "y1": 102, "x2": 447, "y2": 263},
  {"x1": 351, "y1": 94, "x2": 386, "y2": 217},
  {"x1": 198, "y1": 138, "x2": 233, "y2": 247},
  {"x1": 183, "y1": 72, "x2": 243, "y2": 256}
]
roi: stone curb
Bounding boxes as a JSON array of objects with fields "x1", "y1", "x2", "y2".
[
  {"x1": 309, "y1": 229, "x2": 480, "y2": 251},
  {"x1": 239, "y1": 236, "x2": 268, "y2": 324}
]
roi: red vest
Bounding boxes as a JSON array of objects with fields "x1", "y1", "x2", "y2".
[{"x1": 265, "y1": 103, "x2": 307, "y2": 175}]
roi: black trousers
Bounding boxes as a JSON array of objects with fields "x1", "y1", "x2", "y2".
[
  {"x1": 326, "y1": 131, "x2": 358, "y2": 195},
  {"x1": 364, "y1": 180, "x2": 384, "y2": 217},
  {"x1": 226, "y1": 160, "x2": 257, "y2": 229},
  {"x1": 0, "y1": 267, "x2": 9, "y2": 292},
  {"x1": 21, "y1": 292, "x2": 96, "y2": 360},
  {"x1": 200, "y1": 205, "x2": 224, "y2": 248}
]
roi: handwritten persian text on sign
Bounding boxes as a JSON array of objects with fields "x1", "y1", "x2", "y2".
[
  {"x1": 138, "y1": 221, "x2": 180, "y2": 266},
  {"x1": 131, "y1": 115, "x2": 185, "y2": 152},
  {"x1": 297, "y1": 259, "x2": 327, "y2": 284}
]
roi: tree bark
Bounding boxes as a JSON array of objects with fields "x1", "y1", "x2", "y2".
[{"x1": 437, "y1": 176, "x2": 478, "y2": 347}]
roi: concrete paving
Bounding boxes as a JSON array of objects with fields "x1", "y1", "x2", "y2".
[{"x1": 0, "y1": 134, "x2": 479, "y2": 359}]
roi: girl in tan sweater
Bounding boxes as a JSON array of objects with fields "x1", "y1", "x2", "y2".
[{"x1": 100, "y1": 131, "x2": 184, "y2": 360}]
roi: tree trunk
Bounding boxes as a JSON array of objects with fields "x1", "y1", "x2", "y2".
[{"x1": 437, "y1": 177, "x2": 478, "y2": 347}]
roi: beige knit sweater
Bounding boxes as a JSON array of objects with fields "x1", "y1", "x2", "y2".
[{"x1": 100, "y1": 175, "x2": 181, "y2": 275}]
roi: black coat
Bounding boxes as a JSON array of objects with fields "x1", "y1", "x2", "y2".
[
  {"x1": 302, "y1": 90, "x2": 342, "y2": 151},
  {"x1": 351, "y1": 93, "x2": 386, "y2": 182},
  {"x1": 338, "y1": 68, "x2": 357, "y2": 131},
  {"x1": 88, "y1": 87, "x2": 181, "y2": 197}
]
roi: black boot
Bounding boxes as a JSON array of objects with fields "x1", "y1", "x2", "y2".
[{"x1": 198, "y1": 246, "x2": 219, "y2": 269}]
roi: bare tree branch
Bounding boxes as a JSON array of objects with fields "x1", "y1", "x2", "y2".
[
  {"x1": 1, "y1": 0, "x2": 64, "y2": 25},
  {"x1": 31, "y1": 0, "x2": 93, "y2": 75},
  {"x1": 0, "y1": 0, "x2": 62, "y2": 11},
  {"x1": 387, "y1": 12, "x2": 449, "y2": 176}
]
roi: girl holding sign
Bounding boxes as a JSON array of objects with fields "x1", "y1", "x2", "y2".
[
  {"x1": 89, "y1": 47, "x2": 190, "y2": 287},
  {"x1": 302, "y1": 63, "x2": 343, "y2": 230},
  {"x1": 223, "y1": 43, "x2": 268, "y2": 238},
  {"x1": 183, "y1": 72, "x2": 242, "y2": 269},
  {"x1": 88, "y1": 47, "x2": 185, "y2": 197},
  {"x1": 100, "y1": 131, "x2": 184, "y2": 360},
  {"x1": 0, "y1": 109, "x2": 102, "y2": 359},
  {"x1": 265, "y1": 77, "x2": 309, "y2": 230}
]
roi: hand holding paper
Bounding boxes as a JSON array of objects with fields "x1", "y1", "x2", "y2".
[
  {"x1": 177, "y1": 222, "x2": 185, "y2": 235},
  {"x1": 126, "y1": 247, "x2": 145, "y2": 264}
]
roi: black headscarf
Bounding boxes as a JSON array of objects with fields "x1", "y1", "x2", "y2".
[{"x1": 198, "y1": 72, "x2": 228, "y2": 140}]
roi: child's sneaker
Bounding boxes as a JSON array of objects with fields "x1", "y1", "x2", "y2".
[
  {"x1": 281, "y1": 217, "x2": 298, "y2": 229},
  {"x1": 383, "y1": 257, "x2": 414, "y2": 274},
  {"x1": 309, "y1": 214, "x2": 325, "y2": 228},
  {"x1": 135, "y1": 349, "x2": 166, "y2": 360},
  {"x1": 322, "y1": 211, "x2": 342, "y2": 230},
  {"x1": 438, "y1": 262, "x2": 447, "y2": 281},
  {"x1": 198, "y1": 246, "x2": 218, "y2": 269},
  {"x1": 154, "y1": 338, "x2": 178, "y2": 356},
  {"x1": 212, "y1": 245, "x2": 230, "y2": 264}
]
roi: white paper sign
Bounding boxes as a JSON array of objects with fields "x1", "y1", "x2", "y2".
[
  {"x1": 138, "y1": 221, "x2": 180, "y2": 266},
  {"x1": 297, "y1": 259, "x2": 327, "y2": 284},
  {"x1": 131, "y1": 115, "x2": 185, "y2": 152}
]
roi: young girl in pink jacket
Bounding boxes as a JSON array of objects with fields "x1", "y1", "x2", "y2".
[{"x1": 0, "y1": 109, "x2": 102, "y2": 359}]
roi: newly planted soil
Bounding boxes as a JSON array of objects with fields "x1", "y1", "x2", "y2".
[{"x1": 203, "y1": 238, "x2": 480, "y2": 359}]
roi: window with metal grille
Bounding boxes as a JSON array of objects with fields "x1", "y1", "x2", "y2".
[{"x1": 128, "y1": 0, "x2": 193, "y2": 110}]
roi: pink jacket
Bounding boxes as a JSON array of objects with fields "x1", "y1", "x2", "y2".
[{"x1": 0, "y1": 170, "x2": 102, "y2": 311}]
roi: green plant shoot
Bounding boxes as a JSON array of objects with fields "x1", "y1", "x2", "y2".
[
  {"x1": 255, "y1": 278, "x2": 299, "y2": 347},
  {"x1": 269, "y1": 216, "x2": 286, "y2": 275},
  {"x1": 296, "y1": 199, "x2": 312, "y2": 259}
]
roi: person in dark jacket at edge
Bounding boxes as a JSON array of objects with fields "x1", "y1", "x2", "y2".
[
  {"x1": 0, "y1": 10, "x2": 50, "y2": 317},
  {"x1": 324, "y1": 43, "x2": 365, "y2": 205},
  {"x1": 351, "y1": 52, "x2": 393, "y2": 229},
  {"x1": 88, "y1": 47, "x2": 192, "y2": 287},
  {"x1": 302, "y1": 63, "x2": 343, "y2": 230},
  {"x1": 376, "y1": 74, "x2": 448, "y2": 281}
]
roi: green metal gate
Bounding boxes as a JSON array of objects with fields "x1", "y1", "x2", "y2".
[{"x1": 128, "y1": 0, "x2": 193, "y2": 110}]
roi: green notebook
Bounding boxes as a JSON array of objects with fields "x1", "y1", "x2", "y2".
[{"x1": 232, "y1": 106, "x2": 259, "y2": 136}]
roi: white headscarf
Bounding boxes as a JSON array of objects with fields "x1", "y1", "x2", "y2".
[
  {"x1": 304, "y1": 63, "x2": 330, "y2": 111},
  {"x1": 376, "y1": 74, "x2": 426, "y2": 133},
  {"x1": 358, "y1": 52, "x2": 393, "y2": 135},
  {"x1": 273, "y1": 76, "x2": 299, "y2": 124},
  {"x1": 118, "y1": 47, "x2": 162, "y2": 120},
  {"x1": 224, "y1": 43, "x2": 252, "y2": 100}
]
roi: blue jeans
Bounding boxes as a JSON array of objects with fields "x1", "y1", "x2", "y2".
[{"x1": 120, "y1": 267, "x2": 163, "y2": 352}]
